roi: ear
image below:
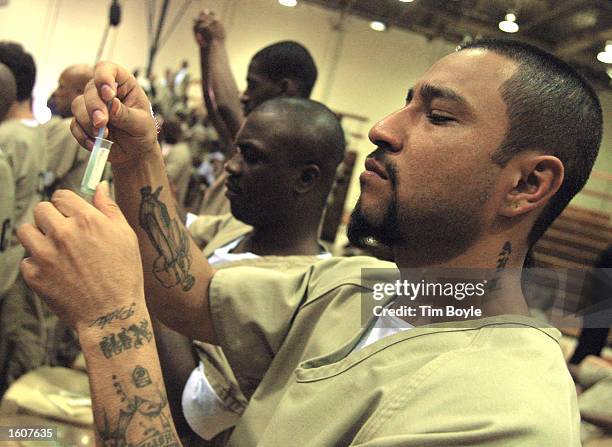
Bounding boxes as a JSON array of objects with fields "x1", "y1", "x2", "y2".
[
  {"x1": 295, "y1": 164, "x2": 321, "y2": 194},
  {"x1": 279, "y1": 78, "x2": 300, "y2": 97},
  {"x1": 499, "y1": 154, "x2": 564, "y2": 218}
]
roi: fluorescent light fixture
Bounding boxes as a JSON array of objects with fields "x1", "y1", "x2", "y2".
[
  {"x1": 278, "y1": 0, "x2": 297, "y2": 6},
  {"x1": 399, "y1": 0, "x2": 414, "y2": 2},
  {"x1": 370, "y1": 21, "x2": 387, "y2": 31},
  {"x1": 597, "y1": 51, "x2": 612, "y2": 64}
]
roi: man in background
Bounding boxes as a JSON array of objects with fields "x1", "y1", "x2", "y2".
[
  {"x1": 0, "y1": 62, "x2": 17, "y2": 298},
  {"x1": 193, "y1": 10, "x2": 318, "y2": 216},
  {"x1": 45, "y1": 64, "x2": 94, "y2": 198},
  {"x1": 0, "y1": 42, "x2": 48, "y2": 395}
]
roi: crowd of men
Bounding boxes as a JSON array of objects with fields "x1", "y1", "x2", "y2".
[{"x1": 0, "y1": 8, "x2": 611, "y2": 447}]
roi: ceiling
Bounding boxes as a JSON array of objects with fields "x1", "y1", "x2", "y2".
[{"x1": 300, "y1": 0, "x2": 612, "y2": 90}]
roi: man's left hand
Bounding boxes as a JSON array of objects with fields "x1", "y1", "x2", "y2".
[{"x1": 17, "y1": 183, "x2": 145, "y2": 332}]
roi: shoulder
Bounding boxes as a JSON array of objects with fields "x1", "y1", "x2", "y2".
[{"x1": 415, "y1": 324, "x2": 578, "y2": 443}]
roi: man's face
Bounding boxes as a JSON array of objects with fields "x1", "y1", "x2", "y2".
[
  {"x1": 224, "y1": 110, "x2": 297, "y2": 226},
  {"x1": 50, "y1": 71, "x2": 80, "y2": 118},
  {"x1": 240, "y1": 60, "x2": 283, "y2": 116},
  {"x1": 348, "y1": 50, "x2": 516, "y2": 263}
]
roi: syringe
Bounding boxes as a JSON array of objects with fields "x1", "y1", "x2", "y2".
[{"x1": 80, "y1": 101, "x2": 114, "y2": 195}]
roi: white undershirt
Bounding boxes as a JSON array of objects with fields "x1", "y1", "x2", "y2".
[{"x1": 182, "y1": 236, "x2": 330, "y2": 440}]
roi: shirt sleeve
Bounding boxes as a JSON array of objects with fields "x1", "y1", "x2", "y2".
[
  {"x1": 0, "y1": 150, "x2": 15, "y2": 294},
  {"x1": 208, "y1": 264, "x2": 314, "y2": 397},
  {"x1": 187, "y1": 214, "x2": 232, "y2": 249}
]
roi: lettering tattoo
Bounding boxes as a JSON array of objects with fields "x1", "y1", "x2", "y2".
[
  {"x1": 89, "y1": 303, "x2": 136, "y2": 330},
  {"x1": 139, "y1": 186, "x2": 195, "y2": 292},
  {"x1": 101, "y1": 375, "x2": 179, "y2": 447},
  {"x1": 132, "y1": 366, "x2": 152, "y2": 388},
  {"x1": 99, "y1": 320, "x2": 153, "y2": 359}
]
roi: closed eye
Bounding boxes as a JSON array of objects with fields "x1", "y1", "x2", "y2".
[{"x1": 427, "y1": 113, "x2": 455, "y2": 125}]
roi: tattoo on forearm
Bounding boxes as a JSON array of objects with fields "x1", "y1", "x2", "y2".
[
  {"x1": 132, "y1": 366, "x2": 152, "y2": 388},
  {"x1": 101, "y1": 374, "x2": 179, "y2": 446},
  {"x1": 139, "y1": 186, "x2": 195, "y2": 292},
  {"x1": 99, "y1": 319, "x2": 153, "y2": 359},
  {"x1": 89, "y1": 303, "x2": 136, "y2": 330}
]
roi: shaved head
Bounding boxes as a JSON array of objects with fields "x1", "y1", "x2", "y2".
[
  {"x1": 0, "y1": 63, "x2": 16, "y2": 121},
  {"x1": 252, "y1": 97, "x2": 345, "y2": 186},
  {"x1": 49, "y1": 64, "x2": 93, "y2": 118}
]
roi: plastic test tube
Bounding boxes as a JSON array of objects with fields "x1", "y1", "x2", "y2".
[{"x1": 80, "y1": 134, "x2": 113, "y2": 195}]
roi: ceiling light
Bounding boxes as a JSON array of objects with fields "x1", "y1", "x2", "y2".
[
  {"x1": 370, "y1": 21, "x2": 387, "y2": 32},
  {"x1": 597, "y1": 51, "x2": 612, "y2": 64},
  {"x1": 278, "y1": 0, "x2": 297, "y2": 7},
  {"x1": 399, "y1": 0, "x2": 414, "y2": 2},
  {"x1": 498, "y1": 11, "x2": 519, "y2": 33}
]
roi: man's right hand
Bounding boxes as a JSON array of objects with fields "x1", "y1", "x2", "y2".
[
  {"x1": 193, "y1": 10, "x2": 226, "y2": 49},
  {"x1": 71, "y1": 62, "x2": 159, "y2": 167}
]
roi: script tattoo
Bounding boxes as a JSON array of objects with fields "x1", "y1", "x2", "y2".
[
  {"x1": 487, "y1": 242, "x2": 512, "y2": 292},
  {"x1": 100, "y1": 375, "x2": 179, "y2": 447},
  {"x1": 139, "y1": 186, "x2": 195, "y2": 292},
  {"x1": 89, "y1": 303, "x2": 136, "y2": 330},
  {"x1": 99, "y1": 320, "x2": 153, "y2": 359}
]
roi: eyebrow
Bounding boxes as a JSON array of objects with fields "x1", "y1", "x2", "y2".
[{"x1": 406, "y1": 83, "x2": 472, "y2": 111}]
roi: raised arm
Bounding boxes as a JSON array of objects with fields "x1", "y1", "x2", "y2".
[
  {"x1": 70, "y1": 62, "x2": 217, "y2": 343},
  {"x1": 193, "y1": 10, "x2": 244, "y2": 141}
]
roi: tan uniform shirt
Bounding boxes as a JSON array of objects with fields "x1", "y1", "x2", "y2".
[
  {"x1": 208, "y1": 257, "x2": 581, "y2": 446},
  {"x1": 44, "y1": 116, "x2": 90, "y2": 199},
  {"x1": 188, "y1": 213, "x2": 251, "y2": 254},
  {"x1": 0, "y1": 119, "x2": 46, "y2": 293},
  {"x1": 0, "y1": 148, "x2": 15, "y2": 295},
  {"x1": 198, "y1": 171, "x2": 231, "y2": 216},
  {"x1": 163, "y1": 142, "x2": 192, "y2": 206}
]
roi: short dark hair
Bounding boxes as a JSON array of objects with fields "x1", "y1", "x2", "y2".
[
  {"x1": 0, "y1": 42, "x2": 36, "y2": 101},
  {"x1": 459, "y1": 38, "x2": 603, "y2": 247},
  {"x1": 252, "y1": 41, "x2": 317, "y2": 98},
  {"x1": 161, "y1": 119, "x2": 183, "y2": 145}
]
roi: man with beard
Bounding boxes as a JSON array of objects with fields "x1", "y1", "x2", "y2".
[{"x1": 21, "y1": 38, "x2": 601, "y2": 445}]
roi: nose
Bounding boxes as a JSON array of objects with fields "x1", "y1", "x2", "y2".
[
  {"x1": 224, "y1": 150, "x2": 242, "y2": 175},
  {"x1": 240, "y1": 91, "x2": 249, "y2": 105},
  {"x1": 368, "y1": 107, "x2": 406, "y2": 153}
]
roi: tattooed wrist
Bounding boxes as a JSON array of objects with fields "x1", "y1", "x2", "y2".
[
  {"x1": 89, "y1": 303, "x2": 137, "y2": 330},
  {"x1": 100, "y1": 367, "x2": 179, "y2": 446}
]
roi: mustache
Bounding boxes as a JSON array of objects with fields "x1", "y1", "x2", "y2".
[{"x1": 368, "y1": 147, "x2": 398, "y2": 188}]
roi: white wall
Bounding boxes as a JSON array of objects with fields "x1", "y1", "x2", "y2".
[{"x1": 1, "y1": 0, "x2": 610, "y2": 212}]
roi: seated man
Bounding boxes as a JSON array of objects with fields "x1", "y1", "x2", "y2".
[
  {"x1": 21, "y1": 38, "x2": 602, "y2": 445},
  {"x1": 158, "y1": 97, "x2": 344, "y2": 442}
]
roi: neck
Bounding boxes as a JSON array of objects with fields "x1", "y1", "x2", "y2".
[
  {"x1": 235, "y1": 216, "x2": 323, "y2": 257},
  {"x1": 7, "y1": 100, "x2": 34, "y2": 120},
  {"x1": 392, "y1": 236, "x2": 531, "y2": 326}
]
